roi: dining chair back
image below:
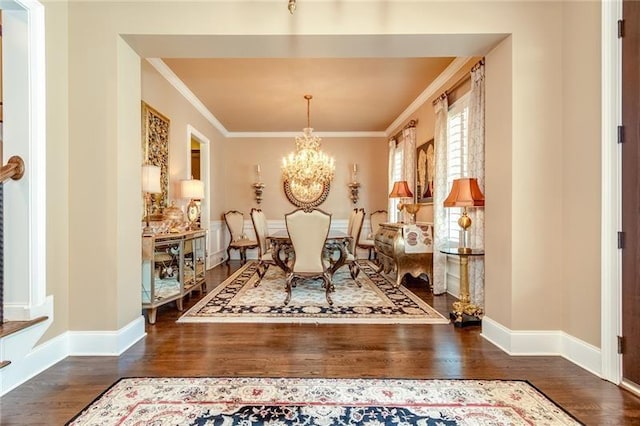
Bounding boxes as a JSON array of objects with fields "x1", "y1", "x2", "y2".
[
  {"x1": 348, "y1": 208, "x2": 365, "y2": 255},
  {"x1": 346, "y1": 208, "x2": 358, "y2": 236},
  {"x1": 357, "y1": 210, "x2": 388, "y2": 260},
  {"x1": 223, "y1": 210, "x2": 258, "y2": 264},
  {"x1": 284, "y1": 208, "x2": 333, "y2": 305},
  {"x1": 250, "y1": 208, "x2": 274, "y2": 283},
  {"x1": 369, "y1": 210, "x2": 388, "y2": 237}
]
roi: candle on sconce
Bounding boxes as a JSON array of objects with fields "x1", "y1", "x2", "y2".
[
  {"x1": 353, "y1": 163, "x2": 358, "y2": 172},
  {"x1": 256, "y1": 164, "x2": 261, "y2": 174}
]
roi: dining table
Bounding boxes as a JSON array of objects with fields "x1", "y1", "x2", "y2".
[{"x1": 268, "y1": 229, "x2": 352, "y2": 275}]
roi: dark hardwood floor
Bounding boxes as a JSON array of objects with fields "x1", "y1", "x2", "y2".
[{"x1": 1, "y1": 262, "x2": 640, "y2": 425}]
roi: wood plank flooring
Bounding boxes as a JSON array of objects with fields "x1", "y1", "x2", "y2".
[{"x1": 1, "y1": 262, "x2": 640, "y2": 425}]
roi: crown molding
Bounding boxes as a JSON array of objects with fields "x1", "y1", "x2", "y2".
[
  {"x1": 384, "y1": 56, "x2": 472, "y2": 136},
  {"x1": 226, "y1": 131, "x2": 386, "y2": 139},
  {"x1": 146, "y1": 58, "x2": 230, "y2": 137}
]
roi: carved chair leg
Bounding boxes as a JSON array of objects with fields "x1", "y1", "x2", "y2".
[
  {"x1": 322, "y1": 273, "x2": 334, "y2": 305},
  {"x1": 349, "y1": 262, "x2": 361, "y2": 283},
  {"x1": 284, "y1": 274, "x2": 294, "y2": 305},
  {"x1": 226, "y1": 247, "x2": 231, "y2": 264}
]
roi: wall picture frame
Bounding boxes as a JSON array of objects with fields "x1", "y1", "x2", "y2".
[
  {"x1": 142, "y1": 101, "x2": 170, "y2": 215},
  {"x1": 416, "y1": 138, "x2": 435, "y2": 204}
]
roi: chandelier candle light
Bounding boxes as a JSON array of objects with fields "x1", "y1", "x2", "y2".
[{"x1": 282, "y1": 95, "x2": 335, "y2": 201}]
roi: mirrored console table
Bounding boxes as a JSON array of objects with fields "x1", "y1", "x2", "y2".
[{"x1": 141, "y1": 229, "x2": 206, "y2": 324}]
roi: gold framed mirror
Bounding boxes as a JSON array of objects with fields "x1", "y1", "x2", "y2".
[
  {"x1": 142, "y1": 101, "x2": 170, "y2": 218},
  {"x1": 283, "y1": 180, "x2": 330, "y2": 209}
]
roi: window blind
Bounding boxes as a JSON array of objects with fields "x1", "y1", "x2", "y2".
[{"x1": 446, "y1": 93, "x2": 470, "y2": 244}]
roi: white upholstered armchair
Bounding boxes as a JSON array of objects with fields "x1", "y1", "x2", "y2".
[{"x1": 284, "y1": 208, "x2": 333, "y2": 305}]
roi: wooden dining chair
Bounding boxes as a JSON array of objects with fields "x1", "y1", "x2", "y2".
[
  {"x1": 223, "y1": 210, "x2": 258, "y2": 265},
  {"x1": 284, "y1": 208, "x2": 333, "y2": 305},
  {"x1": 250, "y1": 208, "x2": 274, "y2": 285},
  {"x1": 344, "y1": 208, "x2": 365, "y2": 280},
  {"x1": 357, "y1": 210, "x2": 388, "y2": 260}
]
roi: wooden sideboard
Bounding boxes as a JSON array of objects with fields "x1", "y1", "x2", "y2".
[
  {"x1": 141, "y1": 230, "x2": 207, "y2": 324},
  {"x1": 374, "y1": 222, "x2": 433, "y2": 288}
]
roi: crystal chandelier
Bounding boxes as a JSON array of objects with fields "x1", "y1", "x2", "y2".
[{"x1": 282, "y1": 95, "x2": 335, "y2": 201}]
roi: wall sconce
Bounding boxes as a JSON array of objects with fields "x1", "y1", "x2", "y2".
[
  {"x1": 253, "y1": 164, "x2": 265, "y2": 204},
  {"x1": 141, "y1": 164, "x2": 161, "y2": 236},
  {"x1": 348, "y1": 163, "x2": 360, "y2": 204}
]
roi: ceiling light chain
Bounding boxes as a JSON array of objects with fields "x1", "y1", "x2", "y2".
[{"x1": 288, "y1": 0, "x2": 296, "y2": 14}]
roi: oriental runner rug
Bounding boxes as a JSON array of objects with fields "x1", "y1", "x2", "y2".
[
  {"x1": 177, "y1": 260, "x2": 448, "y2": 324},
  {"x1": 66, "y1": 377, "x2": 582, "y2": 425}
]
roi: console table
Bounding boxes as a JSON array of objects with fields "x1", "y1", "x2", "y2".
[
  {"x1": 374, "y1": 222, "x2": 433, "y2": 288},
  {"x1": 141, "y1": 229, "x2": 207, "y2": 324}
]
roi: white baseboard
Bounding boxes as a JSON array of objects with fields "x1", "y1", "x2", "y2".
[
  {"x1": 481, "y1": 316, "x2": 602, "y2": 377},
  {"x1": 0, "y1": 297, "x2": 64, "y2": 396},
  {"x1": 1, "y1": 315, "x2": 146, "y2": 396},
  {"x1": 68, "y1": 316, "x2": 146, "y2": 356}
]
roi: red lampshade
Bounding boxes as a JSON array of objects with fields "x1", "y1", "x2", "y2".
[
  {"x1": 389, "y1": 180, "x2": 414, "y2": 198},
  {"x1": 443, "y1": 178, "x2": 485, "y2": 207}
]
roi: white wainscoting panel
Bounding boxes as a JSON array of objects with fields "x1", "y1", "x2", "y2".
[
  {"x1": 223, "y1": 219, "x2": 354, "y2": 261},
  {"x1": 208, "y1": 220, "x2": 226, "y2": 267}
]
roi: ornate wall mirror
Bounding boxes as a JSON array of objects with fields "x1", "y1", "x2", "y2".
[{"x1": 283, "y1": 180, "x2": 330, "y2": 209}]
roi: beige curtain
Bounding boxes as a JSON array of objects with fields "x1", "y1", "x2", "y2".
[
  {"x1": 467, "y1": 61, "x2": 485, "y2": 307},
  {"x1": 388, "y1": 138, "x2": 398, "y2": 221},
  {"x1": 402, "y1": 126, "x2": 417, "y2": 223},
  {"x1": 432, "y1": 96, "x2": 449, "y2": 295}
]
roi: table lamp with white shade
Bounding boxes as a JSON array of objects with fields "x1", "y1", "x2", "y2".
[
  {"x1": 180, "y1": 177, "x2": 205, "y2": 230},
  {"x1": 142, "y1": 164, "x2": 161, "y2": 236}
]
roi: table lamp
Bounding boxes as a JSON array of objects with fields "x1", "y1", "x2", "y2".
[
  {"x1": 443, "y1": 177, "x2": 485, "y2": 253},
  {"x1": 389, "y1": 180, "x2": 421, "y2": 223},
  {"x1": 180, "y1": 177, "x2": 205, "y2": 230},
  {"x1": 142, "y1": 164, "x2": 161, "y2": 236}
]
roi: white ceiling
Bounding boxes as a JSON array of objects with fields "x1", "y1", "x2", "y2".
[{"x1": 124, "y1": 33, "x2": 507, "y2": 135}]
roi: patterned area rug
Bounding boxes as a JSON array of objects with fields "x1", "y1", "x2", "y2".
[
  {"x1": 177, "y1": 260, "x2": 448, "y2": 324},
  {"x1": 67, "y1": 377, "x2": 582, "y2": 425}
]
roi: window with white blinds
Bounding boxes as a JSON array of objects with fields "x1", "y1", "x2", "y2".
[
  {"x1": 446, "y1": 92, "x2": 470, "y2": 244},
  {"x1": 389, "y1": 142, "x2": 404, "y2": 223}
]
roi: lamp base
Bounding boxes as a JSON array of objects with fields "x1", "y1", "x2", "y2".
[
  {"x1": 449, "y1": 312, "x2": 482, "y2": 328},
  {"x1": 451, "y1": 300, "x2": 483, "y2": 327}
]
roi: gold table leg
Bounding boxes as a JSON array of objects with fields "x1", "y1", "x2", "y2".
[{"x1": 451, "y1": 254, "x2": 483, "y2": 326}]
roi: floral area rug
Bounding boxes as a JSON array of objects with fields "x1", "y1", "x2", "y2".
[
  {"x1": 66, "y1": 377, "x2": 582, "y2": 425},
  {"x1": 177, "y1": 260, "x2": 449, "y2": 324}
]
